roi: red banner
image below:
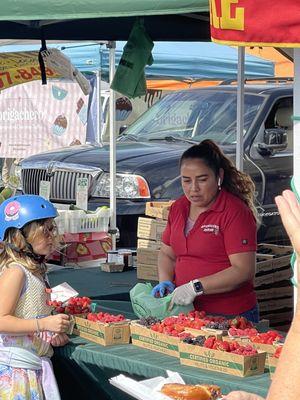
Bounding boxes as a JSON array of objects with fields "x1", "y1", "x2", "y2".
[{"x1": 210, "y1": 0, "x2": 300, "y2": 47}]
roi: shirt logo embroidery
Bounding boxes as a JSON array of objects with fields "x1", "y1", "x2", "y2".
[
  {"x1": 201, "y1": 224, "x2": 220, "y2": 235},
  {"x1": 242, "y1": 239, "x2": 248, "y2": 245}
]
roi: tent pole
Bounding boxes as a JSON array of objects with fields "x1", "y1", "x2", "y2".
[
  {"x1": 96, "y1": 69, "x2": 102, "y2": 143},
  {"x1": 293, "y1": 48, "x2": 300, "y2": 309},
  {"x1": 236, "y1": 46, "x2": 245, "y2": 171},
  {"x1": 108, "y1": 41, "x2": 117, "y2": 250}
]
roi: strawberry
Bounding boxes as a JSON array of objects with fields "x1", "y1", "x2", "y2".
[
  {"x1": 274, "y1": 347, "x2": 283, "y2": 359},
  {"x1": 204, "y1": 337, "x2": 216, "y2": 349}
]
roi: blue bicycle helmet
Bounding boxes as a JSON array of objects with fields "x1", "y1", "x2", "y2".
[{"x1": 0, "y1": 195, "x2": 58, "y2": 241}]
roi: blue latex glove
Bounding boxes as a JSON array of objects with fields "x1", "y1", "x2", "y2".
[{"x1": 151, "y1": 280, "x2": 175, "y2": 298}]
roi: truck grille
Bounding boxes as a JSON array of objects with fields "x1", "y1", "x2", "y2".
[{"x1": 21, "y1": 168, "x2": 93, "y2": 202}]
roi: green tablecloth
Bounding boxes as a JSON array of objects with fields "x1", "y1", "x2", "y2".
[
  {"x1": 47, "y1": 267, "x2": 137, "y2": 300},
  {"x1": 53, "y1": 300, "x2": 271, "y2": 400}
]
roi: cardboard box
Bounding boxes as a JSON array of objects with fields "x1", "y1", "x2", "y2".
[
  {"x1": 73, "y1": 316, "x2": 130, "y2": 346},
  {"x1": 137, "y1": 239, "x2": 161, "y2": 250},
  {"x1": 260, "y1": 310, "x2": 293, "y2": 325},
  {"x1": 145, "y1": 201, "x2": 174, "y2": 220},
  {"x1": 259, "y1": 297, "x2": 293, "y2": 312},
  {"x1": 137, "y1": 263, "x2": 159, "y2": 281},
  {"x1": 179, "y1": 342, "x2": 266, "y2": 377},
  {"x1": 130, "y1": 322, "x2": 180, "y2": 358},
  {"x1": 256, "y1": 244, "x2": 292, "y2": 274},
  {"x1": 100, "y1": 263, "x2": 124, "y2": 273},
  {"x1": 137, "y1": 218, "x2": 167, "y2": 242},
  {"x1": 255, "y1": 267, "x2": 293, "y2": 286},
  {"x1": 137, "y1": 248, "x2": 159, "y2": 266},
  {"x1": 255, "y1": 284, "x2": 293, "y2": 300}
]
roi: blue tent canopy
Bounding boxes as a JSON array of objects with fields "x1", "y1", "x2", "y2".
[{"x1": 0, "y1": 41, "x2": 274, "y2": 81}]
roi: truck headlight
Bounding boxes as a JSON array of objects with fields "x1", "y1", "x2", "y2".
[{"x1": 92, "y1": 173, "x2": 150, "y2": 199}]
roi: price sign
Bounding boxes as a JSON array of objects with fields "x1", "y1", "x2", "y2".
[{"x1": 76, "y1": 177, "x2": 89, "y2": 211}]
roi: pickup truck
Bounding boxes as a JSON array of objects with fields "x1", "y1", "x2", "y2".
[{"x1": 20, "y1": 82, "x2": 293, "y2": 246}]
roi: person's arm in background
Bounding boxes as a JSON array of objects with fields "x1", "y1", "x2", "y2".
[
  {"x1": 266, "y1": 190, "x2": 300, "y2": 400},
  {"x1": 157, "y1": 243, "x2": 176, "y2": 282},
  {"x1": 151, "y1": 206, "x2": 177, "y2": 297},
  {"x1": 199, "y1": 251, "x2": 255, "y2": 294},
  {"x1": 151, "y1": 243, "x2": 177, "y2": 297},
  {"x1": 225, "y1": 190, "x2": 300, "y2": 400}
]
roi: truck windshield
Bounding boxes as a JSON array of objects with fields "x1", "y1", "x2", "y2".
[{"x1": 121, "y1": 90, "x2": 264, "y2": 145}]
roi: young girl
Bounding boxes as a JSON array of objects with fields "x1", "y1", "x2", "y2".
[{"x1": 0, "y1": 195, "x2": 70, "y2": 399}]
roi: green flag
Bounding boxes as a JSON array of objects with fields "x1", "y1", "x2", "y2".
[{"x1": 111, "y1": 19, "x2": 154, "y2": 98}]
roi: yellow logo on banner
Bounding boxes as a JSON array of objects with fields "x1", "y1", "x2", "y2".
[
  {"x1": 0, "y1": 51, "x2": 60, "y2": 90},
  {"x1": 210, "y1": 0, "x2": 245, "y2": 31}
]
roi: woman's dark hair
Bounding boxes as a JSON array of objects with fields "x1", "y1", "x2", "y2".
[{"x1": 180, "y1": 139, "x2": 257, "y2": 220}]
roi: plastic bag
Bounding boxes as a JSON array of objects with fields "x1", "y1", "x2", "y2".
[{"x1": 130, "y1": 282, "x2": 194, "y2": 319}]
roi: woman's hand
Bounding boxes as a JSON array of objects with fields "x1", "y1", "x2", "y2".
[
  {"x1": 223, "y1": 391, "x2": 265, "y2": 400},
  {"x1": 50, "y1": 333, "x2": 69, "y2": 347},
  {"x1": 151, "y1": 281, "x2": 175, "y2": 297},
  {"x1": 275, "y1": 190, "x2": 300, "y2": 255},
  {"x1": 40, "y1": 314, "x2": 70, "y2": 334},
  {"x1": 169, "y1": 281, "x2": 198, "y2": 309}
]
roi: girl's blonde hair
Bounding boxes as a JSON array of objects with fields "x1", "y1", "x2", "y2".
[
  {"x1": 180, "y1": 139, "x2": 258, "y2": 221},
  {"x1": 0, "y1": 218, "x2": 61, "y2": 274}
]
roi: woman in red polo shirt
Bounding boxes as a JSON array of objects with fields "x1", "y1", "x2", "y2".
[{"x1": 151, "y1": 139, "x2": 259, "y2": 322}]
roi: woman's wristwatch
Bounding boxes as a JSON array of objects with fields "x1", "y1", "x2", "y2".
[{"x1": 192, "y1": 279, "x2": 204, "y2": 295}]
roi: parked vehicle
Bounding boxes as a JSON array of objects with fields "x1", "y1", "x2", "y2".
[
  {"x1": 20, "y1": 80, "x2": 293, "y2": 246},
  {"x1": 100, "y1": 88, "x2": 166, "y2": 142}
]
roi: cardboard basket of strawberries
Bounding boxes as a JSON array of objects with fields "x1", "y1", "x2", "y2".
[
  {"x1": 227, "y1": 328, "x2": 284, "y2": 356},
  {"x1": 179, "y1": 336, "x2": 266, "y2": 377},
  {"x1": 73, "y1": 311, "x2": 131, "y2": 346},
  {"x1": 130, "y1": 316, "x2": 192, "y2": 358}
]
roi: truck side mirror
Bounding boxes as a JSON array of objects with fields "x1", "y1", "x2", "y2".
[
  {"x1": 119, "y1": 125, "x2": 128, "y2": 135},
  {"x1": 257, "y1": 128, "x2": 288, "y2": 156}
]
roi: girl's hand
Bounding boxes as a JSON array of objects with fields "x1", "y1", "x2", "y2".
[
  {"x1": 223, "y1": 391, "x2": 265, "y2": 400},
  {"x1": 41, "y1": 314, "x2": 70, "y2": 333},
  {"x1": 275, "y1": 190, "x2": 300, "y2": 255},
  {"x1": 50, "y1": 333, "x2": 69, "y2": 347}
]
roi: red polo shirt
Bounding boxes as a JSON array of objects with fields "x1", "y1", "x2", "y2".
[{"x1": 162, "y1": 189, "x2": 257, "y2": 315}]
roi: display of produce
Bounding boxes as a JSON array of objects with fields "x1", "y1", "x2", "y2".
[
  {"x1": 160, "y1": 383, "x2": 221, "y2": 400},
  {"x1": 47, "y1": 296, "x2": 92, "y2": 315},
  {"x1": 182, "y1": 335, "x2": 259, "y2": 355},
  {"x1": 228, "y1": 327, "x2": 259, "y2": 337},
  {"x1": 250, "y1": 331, "x2": 283, "y2": 344},
  {"x1": 138, "y1": 316, "x2": 161, "y2": 327},
  {"x1": 205, "y1": 321, "x2": 230, "y2": 330},
  {"x1": 87, "y1": 312, "x2": 126, "y2": 323},
  {"x1": 135, "y1": 312, "x2": 257, "y2": 339},
  {"x1": 229, "y1": 316, "x2": 254, "y2": 329}
]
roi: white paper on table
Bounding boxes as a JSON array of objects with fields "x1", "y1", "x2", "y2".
[
  {"x1": 50, "y1": 282, "x2": 78, "y2": 303},
  {"x1": 109, "y1": 370, "x2": 185, "y2": 400}
]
